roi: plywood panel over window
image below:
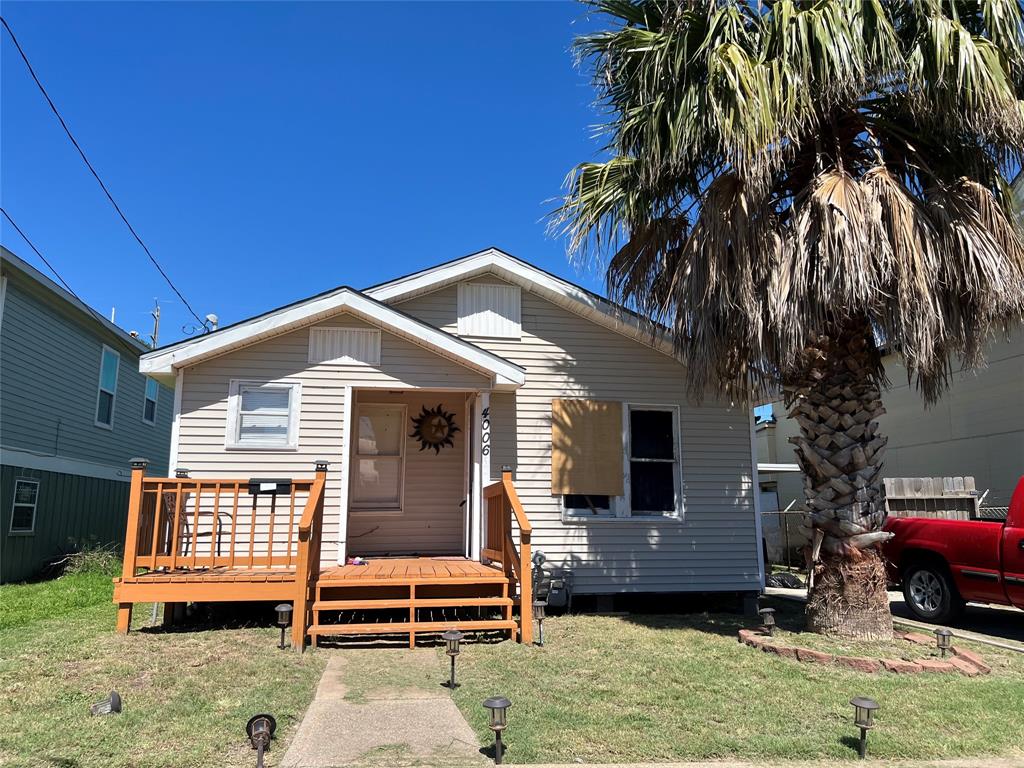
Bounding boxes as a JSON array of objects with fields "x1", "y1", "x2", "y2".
[
  {"x1": 551, "y1": 399, "x2": 624, "y2": 496},
  {"x1": 457, "y1": 283, "x2": 521, "y2": 338}
]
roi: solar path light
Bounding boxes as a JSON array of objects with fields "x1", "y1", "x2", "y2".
[
  {"x1": 758, "y1": 606, "x2": 777, "y2": 636},
  {"x1": 483, "y1": 696, "x2": 511, "y2": 764},
  {"x1": 850, "y1": 697, "x2": 879, "y2": 759},
  {"x1": 442, "y1": 629, "x2": 464, "y2": 689},
  {"x1": 275, "y1": 604, "x2": 293, "y2": 650},
  {"x1": 246, "y1": 713, "x2": 277, "y2": 768},
  {"x1": 935, "y1": 627, "x2": 953, "y2": 658},
  {"x1": 532, "y1": 600, "x2": 546, "y2": 646}
]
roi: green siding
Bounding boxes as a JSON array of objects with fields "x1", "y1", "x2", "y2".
[
  {"x1": 0, "y1": 274, "x2": 172, "y2": 473},
  {"x1": 0, "y1": 465, "x2": 129, "y2": 583}
]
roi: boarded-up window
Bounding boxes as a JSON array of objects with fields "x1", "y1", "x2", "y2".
[
  {"x1": 309, "y1": 327, "x2": 381, "y2": 365},
  {"x1": 457, "y1": 283, "x2": 521, "y2": 338},
  {"x1": 550, "y1": 399, "x2": 624, "y2": 496}
]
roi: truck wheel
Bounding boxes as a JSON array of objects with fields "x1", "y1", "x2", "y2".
[{"x1": 902, "y1": 563, "x2": 965, "y2": 623}]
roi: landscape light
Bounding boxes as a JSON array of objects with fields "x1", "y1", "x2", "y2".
[
  {"x1": 245, "y1": 713, "x2": 277, "y2": 768},
  {"x1": 532, "y1": 600, "x2": 546, "y2": 646},
  {"x1": 442, "y1": 630, "x2": 464, "y2": 689},
  {"x1": 89, "y1": 690, "x2": 122, "y2": 716},
  {"x1": 482, "y1": 696, "x2": 511, "y2": 765},
  {"x1": 275, "y1": 604, "x2": 293, "y2": 650},
  {"x1": 758, "y1": 607, "x2": 777, "y2": 636},
  {"x1": 850, "y1": 697, "x2": 879, "y2": 759},
  {"x1": 935, "y1": 628, "x2": 953, "y2": 658}
]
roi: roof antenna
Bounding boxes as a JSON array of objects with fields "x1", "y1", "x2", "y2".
[{"x1": 205, "y1": 313, "x2": 219, "y2": 331}]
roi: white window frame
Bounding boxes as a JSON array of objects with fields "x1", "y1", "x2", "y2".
[
  {"x1": 561, "y1": 402, "x2": 684, "y2": 522},
  {"x1": 225, "y1": 379, "x2": 302, "y2": 451},
  {"x1": 94, "y1": 345, "x2": 120, "y2": 430},
  {"x1": 9, "y1": 478, "x2": 40, "y2": 535},
  {"x1": 142, "y1": 378, "x2": 160, "y2": 425},
  {"x1": 350, "y1": 403, "x2": 407, "y2": 515}
]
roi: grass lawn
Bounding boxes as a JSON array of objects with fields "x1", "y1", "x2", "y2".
[
  {"x1": 0, "y1": 565, "x2": 324, "y2": 768},
  {"x1": 444, "y1": 608, "x2": 1024, "y2": 763}
]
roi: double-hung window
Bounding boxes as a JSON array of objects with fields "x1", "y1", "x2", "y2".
[
  {"x1": 10, "y1": 479, "x2": 39, "y2": 534},
  {"x1": 351, "y1": 404, "x2": 406, "y2": 513},
  {"x1": 142, "y1": 378, "x2": 159, "y2": 425},
  {"x1": 558, "y1": 401, "x2": 682, "y2": 520},
  {"x1": 95, "y1": 346, "x2": 120, "y2": 428},
  {"x1": 226, "y1": 380, "x2": 301, "y2": 450},
  {"x1": 626, "y1": 406, "x2": 681, "y2": 516}
]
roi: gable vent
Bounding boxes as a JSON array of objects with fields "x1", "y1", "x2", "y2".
[
  {"x1": 308, "y1": 327, "x2": 381, "y2": 365},
  {"x1": 457, "y1": 283, "x2": 521, "y2": 338}
]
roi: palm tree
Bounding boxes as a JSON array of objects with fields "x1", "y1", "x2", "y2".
[{"x1": 556, "y1": 0, "x2": 1024, "y2": 638}]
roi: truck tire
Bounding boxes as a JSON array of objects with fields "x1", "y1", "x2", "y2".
[{"x1": 902, "y1": 562, "x2": 965, "y2": 623}]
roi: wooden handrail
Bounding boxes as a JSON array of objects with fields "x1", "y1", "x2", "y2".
[
  {"x1": 298, "y1": 475, "x2": 326, "y2": 534},
  {"x1": 293, "y1": 462, "x2": 328, "y2": 650},
  {"x1": 483, "y1": 468, "x2": 533, "y2": 643}
]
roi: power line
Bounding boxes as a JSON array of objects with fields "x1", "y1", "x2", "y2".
[{"x1": 1, "y1": 15, "x2": 206, "y2": 328}]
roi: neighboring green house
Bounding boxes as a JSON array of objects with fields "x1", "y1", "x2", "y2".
[{"x1": 1, "y1": 247, "x2": 173, "y2": 582}]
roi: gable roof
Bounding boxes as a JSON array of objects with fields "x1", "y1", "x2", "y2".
[
  {"x1": 1, "y1": 246, "x2": 149, "y2": 356},
  {"x1": 364, "y1": 247, "x2": 678, "y2": 359},
  {"x1": 139, "y1": 286, "x2": 526, "y2": 391}
]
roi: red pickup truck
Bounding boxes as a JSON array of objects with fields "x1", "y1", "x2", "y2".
[{"x1": 883, "y1": 476, "x2": 1024, "y2": 623}]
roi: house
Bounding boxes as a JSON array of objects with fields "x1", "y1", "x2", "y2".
[
  {"x1": 114, "y1": 248, "x2": 763, "y2": 646},
  {"x1": 1, "y1": 247, "x2": 173, "y2": 583}
]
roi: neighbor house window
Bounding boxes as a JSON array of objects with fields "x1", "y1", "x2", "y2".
[
  {"x1": 142, "y1": 378, "x2": 159, "y2": 425},
  {"x1": 226, "y1": 380, "x2": 302, "y2": 450},
  {"x1": 627, "y1": 406, "x2": 680, "y2": 515},
  {"x1": 351, "y1": 404, "x2": 406, "y2": 512},
  {"x1": 10, "y1": 479, "x2": 39, "y2": 534},
  {"x1": 94, "y1": 345, "x2": 120, "y2": 428}
]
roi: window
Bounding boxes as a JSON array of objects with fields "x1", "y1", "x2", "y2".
[
  {"x1": 143, "y1": 378, "x2": 159, "y2": 424},
  {"x1": 351, "y1": 404, "x2": 406, "y2": 512},
  {"x1": 226, "y1": 380, "x2": 301, "y2": 450},
  {"x1": 94, "y1": 346, "x2": 120, "y2": 428},
  {"x1": 309, "y1": 327, "x2": 381, "y2": 365},
  {"x1": 10, "y1": 479, "x2": 39, "y2": 533},
  {"x1": 457, "y1": 283, "x2": 521, "y2": 338},
  {"x1": 627, "y1": 406, "x2": 680, "y2": 515},
  {"x1": 560, "y1": 403, "x2": 682, "y2": 520}
]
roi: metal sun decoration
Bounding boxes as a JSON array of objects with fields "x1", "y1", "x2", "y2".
[{"x1": 410, "y1": 404, "x2": 460, "y2": 454}]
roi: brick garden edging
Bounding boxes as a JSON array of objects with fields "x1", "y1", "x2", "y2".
[{"x1": 737, "y1": 628, "x2": 991, "y2": 676}]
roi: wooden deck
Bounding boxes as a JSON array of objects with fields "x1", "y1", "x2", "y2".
[{"x1": 113, "y1": 462, "x2": 533, "y2": 648}]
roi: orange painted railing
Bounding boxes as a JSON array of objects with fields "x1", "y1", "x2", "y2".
[
  {"x1": 483, "y1": 467, "x2": 533, "y2": 643},
  {"x1": 121, "y1": 459, "x2": 327, "y2": 649}
]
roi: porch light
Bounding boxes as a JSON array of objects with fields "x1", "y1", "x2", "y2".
[
  {"x1": 935, "y1": 628, "x2": 953, "y2": 658},
  {"x1": 532, "y1": 600, "x2": 546, "y2": 647},
  {"x1": 174, "y1": 468, "x2": 190, "y2": 478},
  {"x1": 758, "y1": 607, "x2": 776, "y2": 636},
  {"x1": 275, "y1": 604, "x2": 293, "y2": 650},
  {"x1": 850, "y1": 697, "x2": 879, "y2": 759},
  {"x1": 245, "y1": 713, "x2": 277, "y2": 768},
  {"x1": 482, "y1": 696, "x2": 511, "y2": 765},
  {"x1": 442, "y1": 630, "x2": 464, "y2": 689}
]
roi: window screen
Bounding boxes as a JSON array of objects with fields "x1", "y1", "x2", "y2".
[
  {"x1": 227, "y1": 381, "x2": 300, "y2": 449},
  {"x1": 143, "y1": 378, "x2": 159, "y2": 424},
  {"x1": 10, "y1": 479, "x2": 39, "y2": 533},
  {"x1": 95, "y1": 347, "x2": 120, "y2": 427},
  {"x1": 352, "y1": 405, "x2": 405, "y2": 510}
]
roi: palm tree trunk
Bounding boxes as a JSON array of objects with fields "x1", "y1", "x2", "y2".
[{"x1": 782, "y1": 319, "x2": 894, "y2": 639}]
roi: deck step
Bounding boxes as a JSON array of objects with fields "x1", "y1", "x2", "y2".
[
  {"x1": 313, "y1": 596, "x2": 512, "y2": 611},
  {"x1": 309, "y1": 619, "x2": 517, "y2": 636}
]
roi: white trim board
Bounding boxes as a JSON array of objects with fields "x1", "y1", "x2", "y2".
[
  {"x1": 1, "y1": 446, "x2": 132, "y2": 482},
  {"x1": 365, "y1": 248, "x2": 680, "y2": 360},
  {"x1": 140, "y1": 287, "x2": 525, "y2": 391}
]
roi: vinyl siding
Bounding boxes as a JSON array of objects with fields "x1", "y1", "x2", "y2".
[
  {"x1": 395, "y1": 278, "x2": 761, "y2": 594},
  {"x1": 348, "y1": 391, "x2": 468, "y2": 555},
  {"x1": 175, "y1": 313, "x2": 488, "y2": 565},
  {"x1": 0, "y1": 273, "x2": 173, "y2": 474}
]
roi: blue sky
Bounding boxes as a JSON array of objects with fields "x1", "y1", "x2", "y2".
[{"x1": 1, "y1": 1, "x2": 605, "y2": 345}]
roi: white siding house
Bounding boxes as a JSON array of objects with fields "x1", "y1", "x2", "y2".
[{"x1": 141, "y1": 249, "x2": 763, "y2": 597}]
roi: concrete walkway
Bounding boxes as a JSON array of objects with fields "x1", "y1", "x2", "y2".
[{"x1": 281, "y1": 651, "x2": 484, "y2": 768}]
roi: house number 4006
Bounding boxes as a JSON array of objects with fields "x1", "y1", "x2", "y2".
[{"x1": 481, "y1": 407, "x2": 491, "y2": 456}]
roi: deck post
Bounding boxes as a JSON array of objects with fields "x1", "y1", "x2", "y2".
[
  {"x1": 293, "y1": 460, "x2": 328, "y2": 650},
  {"x1": 117, "y1": 458, "x2": 148, "y2": 634}
]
